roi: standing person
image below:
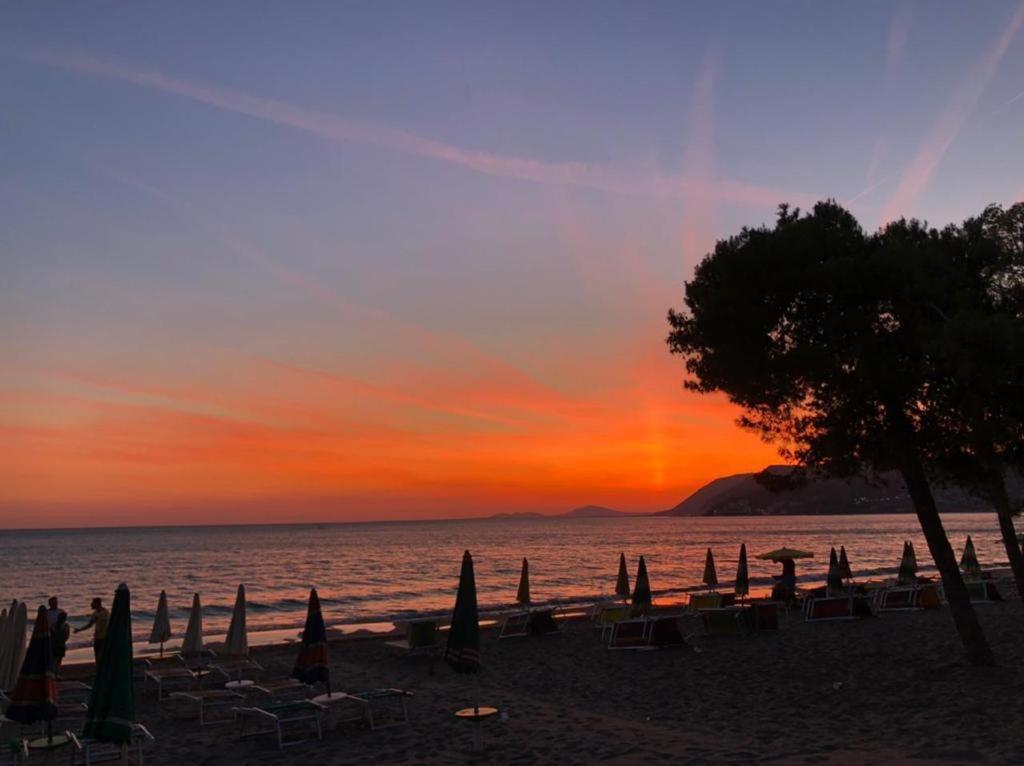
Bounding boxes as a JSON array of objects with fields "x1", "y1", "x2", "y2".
[
  {"x1": 52, "y1": 610, "x2": 71, "y2": 677},
  {"x1": 47, "y1": 596, "x2": 66, "y2": 631},
  {"x1": 74, "y1": 597, "x2": 110, "y2": 666}
]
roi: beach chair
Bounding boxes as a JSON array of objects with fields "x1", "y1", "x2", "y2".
[
  {"x1": 143, "y1": 665, "x2": 199, "y2": 702},
  {"x1": 249, "y1": 678, "x2": 312, "y2": 703},
  {"x1": 805, "y1": 594, "x2": 873, "y2": 622},
  {"x1": 498, "y1": 612, "x2": 531, "y2": 639},
  {"x1": 210, "y1": 657, "x2": 264, "y2": 687},
  {"x1": 313, "y1": 688, "x2": 413, "y2": 731},
  {"x1": 689, "y1": 593, "x2": 723, "y2": 612},
  {"x1": 385, "y1": 619, "x2": 440, "y2": 657},
  {"x1": 876, "y1": 586, "x2": 921, "y2": 612},
  {"x1": 234, "y1": 700, "x2": 326, "y2": 750},
  {"x1": 748, "y1": 602, "x2": 780, "y2": 631},
  {"x1": 702, "y1": 607, "x2": 749, "y2": 638},
  {"x1": 966, "y1": 580, "x2": 1003, "y2": 604},
  {"x1": 608, "y1": 618, "x2": 650, "y2": 649},
  {"x1": 169, "y1": 689, "x2": 245, "y2": 726},
  {"x1": 593, "y1": 604, "x2": 631, "y2": 641},
  {"x1": 68, "y1": 723, "x2": 155, "y2": 765},
  {"x1": 500, "y1": 607, "x2": 560, "y2": 639},
  {"x1": 646, "y1": 616, "x2": 687, "y2": 648}
]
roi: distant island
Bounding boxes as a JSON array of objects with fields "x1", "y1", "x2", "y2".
[
  {"x1": 487, "y1": 505, "x2": 636, "y2": 520},
  {"x1": 658, "y1": 465, "x2": 1022, "y2": 517}
]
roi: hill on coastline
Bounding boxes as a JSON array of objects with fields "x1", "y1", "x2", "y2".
[
  {"x1": 487, "y1": 505, "x2": 635, "y2": 520},
  {"x1": 659, "y1": 465, "x2": 1022, "y2": 517}
]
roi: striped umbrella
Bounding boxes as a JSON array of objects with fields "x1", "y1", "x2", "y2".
[
  {"x1": 84, "y1": 584, "x2": 135, "y2": 744},
  {"x1": 631, "y1": 556, "x2": 652, "y2": 610},
  {"x1": 838, "y1": 546, "x2": 853, "y2": 581},
  {"x1": 960, "y1": 535, "x2": 981, "y2": 579},
  {"x1": 293, "y1": 588, "x2": 330, "y2": 693},
  {"x1": 224, "y1": 585, "x2": 248, "y2": 660},
  {"x1": 702, "y1": 548, "x2": 719, "y2": 589},
  {"x1": 148, "y1": 591, "x2": 171, "y2": 658},
  {"x1": 615, "y1": 553, "x2": 630, "y2": 599},
  {"x1": 735, "y1": 544, "x2": 750, "y2": 599},
  {"x1": 515, "y1": 559, "x2": 531, "y2": 606},
  {"x1": 445, "y1": 551, "x2": 481, "y2": 675},
  {"x1": 181, "y1": 593, "x2": 204, "y2": 663},
  {"x1": 827, "y1": 547, "x2": 843, "y2": 593},
  {"x1": 896, "y1": 541, "x2": 918, "y2": 585},
  {"x1": 4, "y1": 606, "x2": 58, "y2": 728}
]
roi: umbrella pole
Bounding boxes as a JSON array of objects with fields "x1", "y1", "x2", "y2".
[
  {"x1": 473, "y1": 676, "x2": 481, "y2": 753},
  {"x1": 159, "y1": 641, "x2": 164, "y2": 659}
]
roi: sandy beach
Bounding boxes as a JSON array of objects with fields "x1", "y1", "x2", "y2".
[{"x1": 45, "y1": 596, "x2": 1024, "y2": 765}]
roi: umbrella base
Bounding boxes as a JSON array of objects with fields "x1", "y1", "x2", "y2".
[{"x1": 29, "y1": 734, "x2": 70, "y2": 750}]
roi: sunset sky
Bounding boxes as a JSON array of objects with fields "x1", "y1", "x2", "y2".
[{"x1": 2, "y1": 2, "x2": 1024, "y2": 528}]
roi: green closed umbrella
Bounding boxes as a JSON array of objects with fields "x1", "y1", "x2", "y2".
[
  {"x1": 632, "y1": 556, "x2": 652, "y2": 610},
  {"x1": 84, "y1": 583, "x2": 135, "y2": 745},
  {"x1": 735, "y1": 544, "x2": 750, "y2": 600},
  {"x1": 960, "y1": 535, "x2": 981, "y2": 580},
  {"x1": 826, "y1": 547, "x2": 843, "y2": 593},
  {"x1": 615, "y1": 553, "x2": 630, "y2": 599},
  {"x1": 896, "y1": 541, "x2": 917, "y2": 585},
  {"x1": 702, "y1": 548, "x2": 719, "y2": 589},
  {"x1": 445, "y1": 550, "x2": 480, "y2": 675},
  {"x1": 515, "y1": 558, "x2": 531, "y2": 606},
  {"x1": 838, "y1": 546, "x2": 853, "y2": 581}
]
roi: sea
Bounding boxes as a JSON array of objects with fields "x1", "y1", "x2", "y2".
[{"x1": 0, "y1": 513, "x2": 1009, "y2": 656}]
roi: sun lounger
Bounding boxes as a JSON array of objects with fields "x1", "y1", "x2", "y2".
[
  {"x1": 593, "y1": 604, "x2": 632, "y2": 641},
  {"x1": 748, "y1": 602, "x2": 781, "y2": 630},
  {"x1": 210, "y1": 657, "x2": 264, "y2": 684},
  {"x1": 609, "y1": 616, "x2": 687, "y2": 649},
  {"x1": 169, "y1": 689, "x2": 246, "y2": 725},
  {"x1": 702, "y1": 607, "x2": 750, "y2": 637},
  {"x1": 249, "y1": 678, "x2": 311, "y2": 702},
  {"x1": 313, "y1": 688, "x2": 412, "y2": 731},
  {"x1": 966, "y1": 581, "x2": 1003, "y2": 604},
  {"x1": 804, "y1": 594, "x2": 874, "y2": 622},
  {"x1": 689, "y1": 593, "x2": 724, "y2": 612},
  {"x1": 499, "y1": 608, "x2": 560, "y2": 639},
  {"x1": 234, "y1": 700, "x2": 326, "y2": 750},
  {"x1": 68, "y1": 723, "x2": 154, "y2": 766},
  {"x1": 385, "y1": 619, "x2": 441, "y2": 657},
  {"x1": 143, "y1": 665, "x2": 200, "y2": 701}
]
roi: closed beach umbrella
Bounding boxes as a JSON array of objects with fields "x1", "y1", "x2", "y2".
[
  {"x1": 0, "y1": 603, "x2": 10, "y2": 691},
  {"x1": 84, "y1": 583, "x2": 135, "y2": 745},
  {"x1": 515, "y1": 559, "x2": 531, "y2": 606},
  {"x1": 827, "y1": 547, "x2": 843, "y2": 593},
  {"x1": 224, "y1": 585, "x2": 248, "y2": 659},
  {"x1": 5, "y1": 606, "x2": 58, "y2": 729},
  {"x1": 3, "y1": 601, "x2": 28, "y2": 692},
  {"x1": 148, "y1": 591, "x2": 172, "y2": 657},
  {"x1": 632, "y1": 556, "x2": 652, "y2": 609},
  {"x1": 896, "y1": 541, "x2": 918, "y2": 585},
  {"x1": 615, "y1": 553, "x2": 630, "y2": 599},
  {"x1": 293, "y1": 588, "x2": 330, "y2": 693},
  {"x1": 735, "y1": 544, "x2": 750, "y2": 599},
  {"x1": 838, "y1": 546, "x2": 853, "y2": 581},
  {"x1": 182, "y1": 593, "x2": 204, "y2": 660},
  {"x1": 702, "y1": 548, "x2": 719, "y2": 589},
  {"x1": 960, "y1": 535, "x2": 981, "y2": 579},
  {"x1": 445, "y1": 551, "x2": 481, "y2": 675}
]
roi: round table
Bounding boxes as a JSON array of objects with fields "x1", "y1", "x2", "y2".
[
  {"x1": 455, "y1": 707, "x2": 499, "y2": 752},
  {"x1": 225, "y1": 679, "x2": 254, "y2": 690},
  {"x1": 28, "y1": 734, "x2": 70, "y2": 750}
]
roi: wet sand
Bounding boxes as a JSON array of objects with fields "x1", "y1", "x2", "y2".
[{"x1": 55, "y1": 597, "x2": 1024, "y2": 764}]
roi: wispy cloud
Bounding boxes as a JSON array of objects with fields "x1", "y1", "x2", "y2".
[
  {"x1": 680, "y1": 51, "x2": 719, "y2": 268},
  {"x1": 881, "y1": 1, "x2": 1024, "y2": 222},
  {"x1": 2, "y1": 46, "x2": 810, "y2": 209}
]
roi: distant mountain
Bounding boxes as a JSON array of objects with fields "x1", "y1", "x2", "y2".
[
  {"x1": 562, "y1": 505, "x2": 633, "y2": 518},
  {"x1": 659, "y1": 465, "x2": 1022, "y2": 517},
  {"x1": 485, "y1": 505, "x2": 634, "y2": 520}
]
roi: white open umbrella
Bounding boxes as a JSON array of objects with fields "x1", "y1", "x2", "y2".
[
  {"x1": 181, "y1": 593, "x2": 204, "y2": 661},
  {"x1": 224, "y1": 585, "x2": 248, "y2": 659},
  {"x1": 148, "y1": 591, "x2": 172, "y2": 657},
  {"x1": 3, "y1": 601, "x2": 28, "y2": 692}
]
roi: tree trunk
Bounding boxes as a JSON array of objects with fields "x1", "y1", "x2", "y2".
[
  {"x1": 900, "y1": 456, "x2": 995, "y2": 667},
  {"x1": 989, "y1": 477, "x2": 1024, "y2": 605}
]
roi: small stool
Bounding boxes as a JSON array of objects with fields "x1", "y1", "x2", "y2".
[{"x1": 455, "y1": 706, "x2": 498, "y2": 752}]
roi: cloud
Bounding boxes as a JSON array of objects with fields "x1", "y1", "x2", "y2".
[
  {"x1": 3, "y1": 46, "x2": 811, "y2": 209},
  {"x1": 881, "y1": 1, "x2": 1024, "y2": 222}
]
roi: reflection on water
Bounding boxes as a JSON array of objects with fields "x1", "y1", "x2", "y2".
[{"x1": 0, "y1": 514, "x2": 1007, "y2": 646}]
